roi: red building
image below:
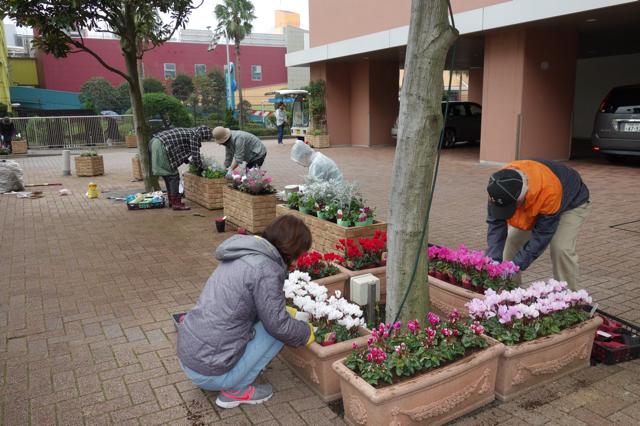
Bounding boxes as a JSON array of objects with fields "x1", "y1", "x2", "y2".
[{"x1": 37, "y1": 33, "x2": 287, "y2": 92}]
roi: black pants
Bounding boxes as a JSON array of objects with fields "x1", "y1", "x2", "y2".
[
  {"x1": 247, "y1": 154, "x2": 266, "y2": 169},
  {"x1": 162, "y1": 175, "x2": 180, "y2": 196}
]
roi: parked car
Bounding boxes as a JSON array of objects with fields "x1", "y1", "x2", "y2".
[
  {"x1": 391, "y1": 101, "x2": 482, "y2": 147},
  {"x1": 592, "y1": 84, "x2": 640, "y2": 162}
]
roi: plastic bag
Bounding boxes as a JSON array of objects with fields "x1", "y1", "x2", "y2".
[{"x1": 0, "y1": 160, "x2": 25, "y2": 193}]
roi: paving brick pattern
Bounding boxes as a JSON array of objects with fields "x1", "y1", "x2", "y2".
[{"x1": 1, "y1": 141, "x2": 639, "y2": 425}]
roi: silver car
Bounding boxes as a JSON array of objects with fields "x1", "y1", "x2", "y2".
[{"x1": 591, "y1": 84, "x2": 640, "y2": 161}]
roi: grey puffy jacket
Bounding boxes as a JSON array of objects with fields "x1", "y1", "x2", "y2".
[{"x1": 177, "y1": 235, "x2": 310, "y2": 376}]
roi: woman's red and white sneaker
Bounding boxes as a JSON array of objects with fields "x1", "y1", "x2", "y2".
[{"x1": 215, "y1": 383, "x2": 273, "y2": 408}]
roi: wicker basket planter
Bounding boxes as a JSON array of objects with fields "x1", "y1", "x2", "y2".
[
  {"x1": 429, "y1": 275, "x2": 484, "y2": 317},
  {"x1": 184, "y1": 172, "x2": 225, "y2": 210},
  {"x1": 338, "y1": 265, "x2": 386, "y2": 303},
  {"x1": 280, "y1": 327, "x2": 370, "y2": 402},
  {"x1": 491, "y1": 316, "x2": 602, "y2": 402},
  {"x1": 276, "y1": 205, "x2": 387, "y2": 254},
  {"x1": 333, "y1": 339, "x2": 504, "y2": 426},
  {"x1": 75, "y1": 155, "x2": 104, "y2": 177},
  {"x1": 306, "y1": 133, "x2": 330, "y2": 149},
  {"x1": 125, "y1": 134, "x2": 138, "y2": 148},
  {"x1": 223, "y1": 186, "x2": 276, "y2": 234},
  {"x1": 11, "y1": 139, "x2": 28, "y2": 154},
  {"x1": 132, "y1": 155, "x2": 143, "y2": 181}
]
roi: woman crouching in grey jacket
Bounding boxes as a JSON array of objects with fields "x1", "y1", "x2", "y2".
[{"x1": 177, "y1": 215, "x2": 315, "y2": 408}]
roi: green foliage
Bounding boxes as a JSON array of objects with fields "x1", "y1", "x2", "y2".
[
  {"x1": 214, "y1": 0, "x2": 256, "y2": 48},
  {"x1": 308, "y1": 80, "x2": 327, "y2": 131},
  {"x1": 143, "y1": 78, "x2": 165, "y2": 94},
  {"x1": 80, "y1": 151, "x2": 98, "y2": 157},
  {"x1": 0, "y1": 103, "x2": 8, "y2": 117},
  {"x1": 143, "y1": 93, "x2": 192, "y2": 128},
  {"x1": 315, "y1": 324, "x2": 359, "y2": 346},
  {"x1": 287, "y1": 191, "x2": 300, "y2": 209},
  {"x1": 193, "y1": 68, "x2": 227, "y2": 116},
  {"x1": 189, "y1": 157, "x2": 226, "y2": 179},
  {"x1": 79, "y1": 78, "x2": 120, "y2": 113},
  {"x1": 115, "y1": 82, "x2": 132, "y2": 113},
  {"x1": 223, "y1": 108, "x2": 238, "y2": 129},
  {"x1": 171, "y1": 74, "x2": 194, "y2": 102}
]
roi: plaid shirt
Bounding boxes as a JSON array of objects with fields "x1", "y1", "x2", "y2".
[{"x1": 155, "y1": 127, "x2": 211, "y2": 170}]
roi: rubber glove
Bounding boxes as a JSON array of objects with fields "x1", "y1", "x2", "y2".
[
  {"x1": 285, "y1": 306, "x2": 297, "y2": 318},
  {"x1": 306, "y1": 323, "x2": 315, "y2": 347}
]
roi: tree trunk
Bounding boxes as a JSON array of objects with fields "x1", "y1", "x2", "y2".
[
  {"x1": 235, "y1": 43, "x2": 244, "y2": 130},
  {"x1": 386, "y1": 0, "x2": 458, "y2": 323}
]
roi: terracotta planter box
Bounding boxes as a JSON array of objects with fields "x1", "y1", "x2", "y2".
[
  {"x1": 223, "y1": 186, "x2": 276, "y2": 234},
  {"x1": 491, "y1": 316, "x2": 602, "y2": 402},
  {"x1": 314, "y1": 272, "x2": 349, "y2": 297},
  {"x1": 306, "y1": 133, "x2": 330, "y2": 149},
  {"x1": 276, "y1": 205, "x2": 387, "y2": 255},
  {"x1": 338, "y1": 264, "x2": 386, "y2": 303},
  {"x1": 11, "y1": 139, "x2": 27, "y2": 154},
  {"x1": 74, "y1": 155, "x2": 104, "y2": 177},
  {"x1": 184, "y1": 172, "x2": 225, "y2": 210},
  {"x1": 428, "y1": 275, "x2": 484, "y2": 317},
  {"x1": 333, "y1": 340, "x2": 504, "y2": 426},
  {"x1": 125, "y1": 134, "x2": 138, "y2": 148},
  {"x1": 280, "y1": 327, "x2": 370, "y2": 402},
  {"x1": 132, "y1": 156, "x2": 143, "y2": 181}
]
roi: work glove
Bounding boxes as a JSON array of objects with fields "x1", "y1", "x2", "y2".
[
  {"x1": 286, "y1": 306, "x2": 310, "y2": 322},
  {"x1": 306, "y1": 323, "x2": 316, "y2": 347}
]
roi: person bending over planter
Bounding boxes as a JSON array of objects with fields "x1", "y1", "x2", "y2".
[
  {"x1": 177, "y1": 215, "x2": 315, "y2": 408},
  {"x1": 290, "y1": 140, "x2": 343, "y2": 181},
  {"x1": 212, "y1": 126, "x2": 267, "y2": 172},
  {"x1": 486, "y1": 159, "x2": 590, "y2": 290},
  {"x1": 150, "y1": 125, "x2": 213, "y2": 211}
]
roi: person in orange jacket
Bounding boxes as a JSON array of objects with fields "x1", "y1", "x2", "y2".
[{"x1": 486, "y1": 159, "x2": 591, "y2": 290}]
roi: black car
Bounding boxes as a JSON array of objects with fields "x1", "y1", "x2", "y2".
[{"x1": 591, "y1": 84, "x2": 640, "y2": 161}]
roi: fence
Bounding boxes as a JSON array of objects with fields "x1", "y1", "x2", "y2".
[{"x1": 11, "y1": 115, "x2": 135, "y2": 150}]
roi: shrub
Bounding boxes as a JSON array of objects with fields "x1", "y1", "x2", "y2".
[{"x1": 142, "y1": 93, "x2": 192, "y2": 128}]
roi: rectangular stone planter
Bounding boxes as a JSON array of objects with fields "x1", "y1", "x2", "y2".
[
  {"x1": 491, "y1": 316, "x2": 602, "y2": 402},
  {"x1": 132, "y1": 155, "x2": 143, "y2": 181},
  {"x1": 223, "y1": 186, "x2": 276, "y2": 234},
  {"x1": 276, "y1": 205, "x2": 387, "y2": 255},
  {"x1": 428, "y1": 275, "x2": 484, "y2": 317},
  {"x1": 11, "y1": 139, "x2": 27, "y2": 154},
  {"x1": 75, "y1": 155, "x2": 104, "y2": 177},
  {"x1": 314, "y1": 272, "x2": 349, "y2": 297},
  {"x1": 184, "y1": 172, "x2": 225, "y2": 210},
  {"x1": 338, "y1": 264, "x2": 386, "y2": 303},
  {"x1": 125, "y1": 134, "x2": 138, "y2": 148},
  {"x1": 280, "y1": 327, "x2": 370, "y2": 402},
  {"x1": 333, "y1": 340, "x2": 504, "y2": 426},
  {"x1": 306, "y1": 133, "x2": 330, "y2": 148}
]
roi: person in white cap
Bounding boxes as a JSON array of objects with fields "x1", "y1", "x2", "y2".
[
  {"x1": 212, "y1": 127, "x2": 267, "y2": 171},
  {"x1": 290, "y1": 140, "x2": 342, "y2": 182}
]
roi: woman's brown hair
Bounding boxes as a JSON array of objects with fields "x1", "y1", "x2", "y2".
[{"x1": 262, "y1": 215, "x2": 312, "y2": 265}]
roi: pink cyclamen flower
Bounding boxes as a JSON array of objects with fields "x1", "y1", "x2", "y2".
[
  {"x1": 448, "y1": 309, "x2": 460, "y2": 323},
  {"x1": 441, "y1": 328, "x2": 453, "y2": 337},
  {"x1": 470, "y1": 321, "x2": 485, "y2": 334},
  {"x1": 427, "y1": 312, "x2": 441, "y2": 326},
  {"x1": 352, "y1": 342, "x2": 359, "y2": 349}
]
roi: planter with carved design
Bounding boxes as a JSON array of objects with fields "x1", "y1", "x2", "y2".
[
  {"x1": 332, "y1": 339, "x2": 504, "y2": 426},
  {"x1": 429, "y1": 274, "x2": 484, "y2": 317},
  {"x1": 490, "y1": 315, "x2": 602, "y2": 402},
  {"x1": 279, "y1": 327, "x2": 369, "y2": 402}
]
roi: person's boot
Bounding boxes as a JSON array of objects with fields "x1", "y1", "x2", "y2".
[{"x1": 170, "y1": 194, "x2": 190, "y2": 211}]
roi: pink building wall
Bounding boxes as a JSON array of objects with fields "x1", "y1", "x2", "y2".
[
  {"x1": 350, "y1": 61, "x2": 370, "y2": 146},
  {"x1": 369, "y1": 61, "x2": 400, "y2": 146},
  {"x1": 37, "y1": 38, "x2": 287, "y2": 92}
]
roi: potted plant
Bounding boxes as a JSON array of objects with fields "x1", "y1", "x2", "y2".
[
  {"x1": 291, "y1": 251, "x2": 348, "y2": 296},
  {"x1": 280, "y1": 271, "x2": 369, "y2": 401},
  {"x1": 125, "y1": 130, "x2": 138, "y2": 148},
  {"x1": 287, "y1": 191, "x2": 301, "y2": 210},
  {"x1": 355, "y1": 207, "x2": 375, "y2": 226},
  {"x1": 333, "y1": 310, "x2": 504, "y2": 425},
  {"x1": 183, "y1": 157, "x2": 226, "y2": 210},
  {"x1": 11, "y1": 134, "x2": 28, "y2": 154},
  {"x1": 131, "y1": 154, "x2": 143, "y2": 181},
  {"x1": 305, "y1": 80, "x2": 330, "y2": 149},
  {"x1": 428, "y1": 245, "x2": 519, "y2": 317},
  {"x1": 299, "y1": 193, "x2": 316, "y2": 215},
  {"x1": 466, "y1": 280, "x2": 602, "y2": 401},
  {"x1": 336, "y1": 231, "x2": 387, "y2": 303},
  {"x1": 223, "y1": 168, "x2": 277, "y2": 234},
  {"x1": 74, "y1": 151, "x2": 104, "y2": 177}
]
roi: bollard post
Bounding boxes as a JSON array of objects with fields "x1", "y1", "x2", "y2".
[
  {"x1": 62, "y1": 150, "x2": 71, "y2": 176},
  {"x1": 367, "y1": 283, "x2": 377, "y2": 324}
]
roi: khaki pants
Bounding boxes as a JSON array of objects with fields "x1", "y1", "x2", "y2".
[{"x1": 503, "y1": 202, "x2": 591, "y2": 290}]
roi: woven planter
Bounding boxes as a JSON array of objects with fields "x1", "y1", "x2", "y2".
[
  {"x1": 75, "y1": 155, "x2": 104, "y2": 177},
  {"x1": 125, "y1": 134, "x2": 138, "y2": 148},
  {"x1": 11, "y1": 139, "x2": 28, "y2": 154},
  {"x1": 184, "y1": 173, "x2": 225, "y2": 210},
  {"x1": 333, "y1": 339, "x2": 504, "y2": 426},
  {"x1": 223, "y1": 186, "x2": 276, "y2": 234},
  {"x1": 280, "y1": 327, "x2": 370, "y2": 402},
  {"x1": 491, "y1": 316, "x2": 602, "y2": 402},
  {"x1": 428, "y1": 275, "x2": 484, "y2": 317},
  {"x1": 306, "y1": 133, "x2": 330, "y2": 149},
  {"x1": 132, "y1": 156, "x2": 143, "y2": 181},
  {"x1": 276, "y1": 205, "x2": 387, "y2": 254},
  {"x1": 338, "y1": 265, "x2": 386, "y2": 303}
]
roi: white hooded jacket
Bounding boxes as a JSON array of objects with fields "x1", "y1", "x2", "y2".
[{"x1": 290, "y1": 140, "x2": 343, "y2": 181}]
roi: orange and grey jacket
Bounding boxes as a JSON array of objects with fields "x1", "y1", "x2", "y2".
[{"x1": 486, "y1": 159, "x2": 589, "y2": 271}]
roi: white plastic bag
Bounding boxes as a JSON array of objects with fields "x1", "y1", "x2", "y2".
[{"x1": 0, "y1": 160, "x2": 25, "y2": 193}]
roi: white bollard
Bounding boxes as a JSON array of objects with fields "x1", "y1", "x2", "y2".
[{"x1": 62, "y1": 150, "x2": 71, "y2": 176}]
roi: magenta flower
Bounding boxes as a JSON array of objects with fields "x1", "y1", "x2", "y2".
[
  {"x1": 428, "y1": 312, "x2": 440, "y2": 326},
  {"x1": 407, "y1": 319, "x2": 420, "y2": 333}
]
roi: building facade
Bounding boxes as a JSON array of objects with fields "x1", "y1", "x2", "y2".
[{"x1": 287, "y1": 0, "x2": 640, "y2": 163}]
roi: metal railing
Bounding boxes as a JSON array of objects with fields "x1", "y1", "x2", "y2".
[{"x1": 11, "y1": 115, "x2": 135, "y2": 150}]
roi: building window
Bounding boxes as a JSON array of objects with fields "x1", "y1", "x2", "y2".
[
  {"x1": 195, "y1": 64, "x2": 206, "y2": 76},
  {"x1": 164, "y1": 63, "x2": 176, "y2": 80},
  {"x1": 251, "y1": 65, "x2": 262, "y2": 81}
]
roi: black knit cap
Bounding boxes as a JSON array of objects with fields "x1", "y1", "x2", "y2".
[{"x1": 487, "y1": 169, "x2": 523, "y2": 220}]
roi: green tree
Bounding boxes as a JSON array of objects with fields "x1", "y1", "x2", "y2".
[
  {"x1": 214, "y1": 0, "x2": 256, "y2": 130},
  {"x1": 143, "y1": 93, "x2": 193, "y2": 128},
  {"x1": 171, "y1": 74, "x2": 194, "y2": 101},
  {"x1": 143, "y1": 77, "x2": 165, "y2": 94},
  {"x1": 193, "y1": 68, "x2": 226, "y2": 117},
  {"x1": 2, "y1": 0, "x2": 201, "y2": 191},
  {"x1": 79, "y1": 77, "x2": 120, "y2": 113},
  {"x1": 116, "y1": 82, "x2": 132, "y2": 113}
]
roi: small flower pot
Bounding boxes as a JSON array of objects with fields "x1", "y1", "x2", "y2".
[
  {"x1": 215, "y1": 218, "x2": 226, "y2": 233},
  {"x1": 299, "y1": 206, "x2": 312, "y2": 215},
  {"x1": 337, "y1": 219, "x2": 352, "y2": 227},
  {"x1": 355, "y1": 220, "x2": 368, "y2": 227},
  {"x1": 125, "y1": 134, "x2": 138, "y2": 148},
  {"x1": 11, "y1": 139, "x2": 27, "y2": 154},
  {"x1": 316, "y1": 211, "x2": 328, "y2": 220}
]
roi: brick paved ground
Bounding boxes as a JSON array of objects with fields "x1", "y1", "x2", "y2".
[{"x1": 1, "y1": 141, "x2": 639, "y2": 425}]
